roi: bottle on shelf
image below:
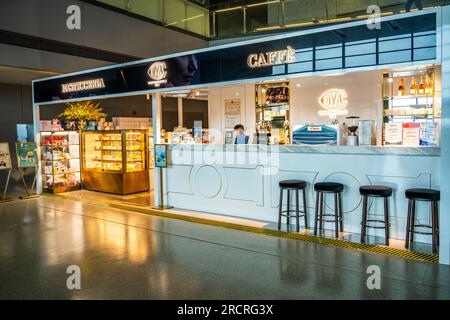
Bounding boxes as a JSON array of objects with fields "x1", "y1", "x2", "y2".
[
  {"x1": 397, "y1": 78, "x2": 406, "y2": 96},
  {"x1": 426, "y1": 75, "x2": 433, "y2": 96},
  {"x1": 418, "y1": 75, "x2": 426, "y2": 95},
  {"x1": 409, "y1": 77, "x2": 418, "y2": 96}
]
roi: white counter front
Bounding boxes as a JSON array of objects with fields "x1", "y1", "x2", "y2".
[{"x1": 163, "y1": 145, "x2": 441, "y2": 243}]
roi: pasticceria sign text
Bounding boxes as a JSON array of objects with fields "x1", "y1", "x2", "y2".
[
  {"x1": 61, "y1": 78, "x2": 105, "y2": 93},
  {"x1": 247, "y1": 46, "x2": 296, "y2": 68}
]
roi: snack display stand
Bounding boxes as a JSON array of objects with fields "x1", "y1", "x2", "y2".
[{"x1": 41, "y1": 131, "x2": 81, "y2": 193}]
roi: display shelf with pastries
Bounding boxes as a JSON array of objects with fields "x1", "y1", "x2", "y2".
[
  {"x1": 41, "y1": 131, "x2": 81, "y2": 193},
  {"x1": 81, "y1": 130, "x2": 149, "y2": 194}
]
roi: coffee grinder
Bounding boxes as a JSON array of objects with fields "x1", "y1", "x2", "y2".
[{"x1": 346, "y1": 116, "x2": 360, "y2": 146}]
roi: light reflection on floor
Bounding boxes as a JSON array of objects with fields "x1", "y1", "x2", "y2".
[{"x1": 0, "y1": 196, "x2": 449, "y2": 299}]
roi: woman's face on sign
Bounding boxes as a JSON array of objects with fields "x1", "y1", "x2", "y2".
[{"x1": 168, "y1": 55, "x2": 198, "y2": 86}]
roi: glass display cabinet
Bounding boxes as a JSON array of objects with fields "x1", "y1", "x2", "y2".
[
  {"x1": 41, "y1": 131, "x2": 81, "y2": 193},
  {"x1": 382, "y1": 67, "x2": 440, "y2": 146},
  {"x1": 82, "y1": 130, "x2": 149, "y2": 194},
  {"x1": 255, "y1": 81, "x2": 290, "y2": 144}
]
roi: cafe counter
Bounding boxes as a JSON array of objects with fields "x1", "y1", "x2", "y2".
[{"x1": 161, "y1": 144, "x2": 441, "y2": 243}]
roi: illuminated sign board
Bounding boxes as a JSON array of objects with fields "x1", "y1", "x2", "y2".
[
  {"x1": 61, "y1": 78, "x2": 105, "y2": 93},
  {"x1": 247, "y1": 46, "x2": 296, "y2": 68},
  {"x1": 148, "y1": 62, "x2": 168, "y2": 87},
  {"x1": 318, "y1": 89, "x2": 349, "y2": 118}
]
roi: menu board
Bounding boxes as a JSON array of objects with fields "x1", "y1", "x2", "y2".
[
  {"x1": 402, "y1": 123, "x2": 421, "y2": 146},
  {"x1": 0, "y1": 142, "x2": 12, "y2": 170},
  {"x1": 224, "y1": 99, "x2": 241, "y2": 129},
  {"x1": 384, "y1": 123, "x2": 403, "y2": 145},
  {"x1": 16, "y1": 142, "x2": 38, "y2": 168},
  {"x1": 154, "y1": 144, "x2": 167, "y2": 168}
]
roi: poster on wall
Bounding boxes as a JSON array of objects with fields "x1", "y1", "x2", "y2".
[
  {"x1": 384, "y1": 123, "x2": 403, "y2": 145},
  {"x1": 0, "y1": 142, "x2": 12, "y2": 170},
  {"x1": 224, "y1": 99, "x2": 241, "y2": 129},
  {"x1": 420, "y1": 122, "x2": 438, "y2": 146},
  {"x1": 402, "y1": 122, "x2": 421, "y2": 146},
  {"x1": 16, "y1": 142, "x2": 38, "y2": 168},
  {"x1": 154, "y1": 144, "x2": 167, "y2": 168}
]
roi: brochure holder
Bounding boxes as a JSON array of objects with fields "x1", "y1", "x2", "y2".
[{"x1": 152, "y1": 144, "x2": 173, "y2": 210}]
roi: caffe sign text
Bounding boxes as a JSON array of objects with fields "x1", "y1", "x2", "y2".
[{"x1": 247, "y1": 46, "x2": 296, "y2": 68}]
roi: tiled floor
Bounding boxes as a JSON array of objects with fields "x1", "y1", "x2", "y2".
[{"x1": 0, "y1": 196, "x2": 449, "y2": 299}]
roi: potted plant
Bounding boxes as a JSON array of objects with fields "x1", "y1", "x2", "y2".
[{"x1": 59, "y1": 101, "x2": 107, "y2": 131}]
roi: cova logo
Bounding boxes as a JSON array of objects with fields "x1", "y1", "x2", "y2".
[
  {"x1": 318, "y1": 88, "x2": 349, "y2": 118},
  {"x1": 148, "y1": 62, "x2": 168, "y2": 87}
]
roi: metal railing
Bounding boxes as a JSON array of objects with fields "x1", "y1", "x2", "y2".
[
  {"x1": 94, "y1": 0, "x2": 449, "y2": 39},
  {"x1": 211, "y1": 0, "x2": 448, "y2": 38},
  {"x1": 95, "y1": 0, "x2": 210, "y2": 37}
]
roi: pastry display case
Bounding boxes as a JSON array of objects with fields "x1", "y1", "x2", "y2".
[
  {"x1": 41, "y1": 131, "x2": 81, "y2": 193},
  {"x1": 82, "y1": 130, "x2": 149, "y2": 194}
]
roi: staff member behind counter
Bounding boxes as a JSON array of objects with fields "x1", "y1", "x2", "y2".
[{"x1": 234, "y1": 124, "x2": 249, "y2": 144}]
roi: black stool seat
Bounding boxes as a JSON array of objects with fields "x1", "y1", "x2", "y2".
[
  {"x1": 360, "y1": 185, "x2": 392, "y2": 246},
  {"x1": 279, "y1": 180, "x2": 307, "y2": 189},
  {"x1": 405, "y1": 188, "x2": 440, "y2": 254},
  {"x1": 406, "y1": 188, "x2": 440, "y2": 201},
  {"x1": 314, "y1": 182, "x2": 344, "y2": 192},
  {"x1": 314, "y1": 182, "x2": 344, "y2": 238},
  {"x1": 360, "y1": 185, "x2": 393, "y2": 197},
  {"x1": 278, "y1": 180, "x2": 308, "y2": 232}
]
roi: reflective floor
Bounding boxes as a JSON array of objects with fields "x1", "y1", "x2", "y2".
[{"x1": 0, "y1": 196, "x2": 449, "y2": 299}]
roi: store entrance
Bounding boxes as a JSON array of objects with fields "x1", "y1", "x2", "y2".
[{"x1": 38, "y1": 94, "x2": 155, "y2": 207}]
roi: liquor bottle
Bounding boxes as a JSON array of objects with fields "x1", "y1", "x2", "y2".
[
  {"x1": 418, "y1": 76, "x2": 426, "y2": 95},
  {"x1": 409, "y1": 77, "x2": 418, "y2": 96},
  {"x1": 424, "y1": 75, "x2": 430, "y2": 95},
  {"x1": 426, "y1": 75, "x2": 433, "y2": 96},
  {"x1": 397, "y1": 78, "x2": 406, "y2": 96}
]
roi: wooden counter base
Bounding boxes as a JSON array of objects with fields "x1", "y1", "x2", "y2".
[{"x1": 82, "y1": 170, "x2": 149, "y2": 195}]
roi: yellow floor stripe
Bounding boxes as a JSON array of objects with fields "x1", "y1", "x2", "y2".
[{"x1": 45, "y1": 194, "x2": 439, "y2": 263}]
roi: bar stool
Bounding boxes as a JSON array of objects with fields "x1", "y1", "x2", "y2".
[
  {"x1": 278, "y1": 180, "x2": 308, "y2": 233},
  {"x1": 360, "y1": 185, "x2": 393, "y2": 246},
  {"x1": 405, "y1": 188, "x2": 440, "y2": 254},
  {"x1": 313, "y1": 182, "x2": 344, "y2": 238}
]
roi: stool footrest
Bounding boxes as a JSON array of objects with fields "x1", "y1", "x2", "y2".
[
  {"x1": 364, "y1": 219, "x2": 389, "y2": 230},
  {"x1": 280, "y1": 212, "x2": 306, "y2": 218},
  {"x1": 411, "y1": 224, "x2": 432, "y2": 229},
  {"x1": 409, "y1": 230, "x2": 433, "y2": 236},
  {"x1": 316, "y1": 214, "x2": 342, "y2": 223}
]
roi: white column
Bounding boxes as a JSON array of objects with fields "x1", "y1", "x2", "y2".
[
  {"x1": 439, "y1": 6, "x2": 450, "y2": 265},
  {"x1": 152, "y1": 93, "x2": 162, "y2": 207},
  {"x1": 178, "y1": 97, "x2": 183, "y2": 127},
  {"x1": 33, "y1": 103, "x2": 42, "y2": 194}
]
